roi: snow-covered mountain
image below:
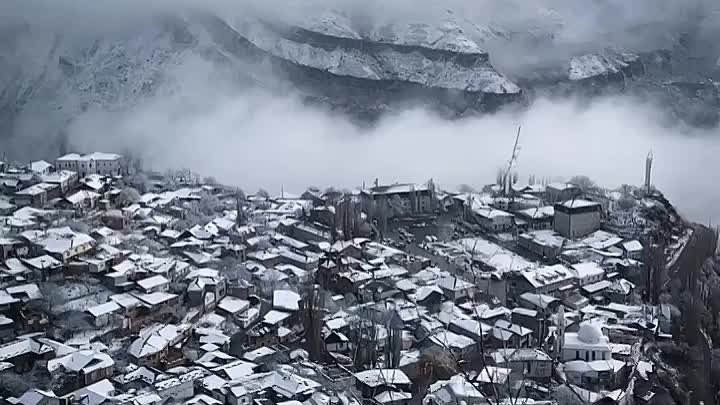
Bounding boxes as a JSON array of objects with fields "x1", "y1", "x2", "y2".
[{"x1": 1, "y1": 4, "x2": 719, "y2": 155}]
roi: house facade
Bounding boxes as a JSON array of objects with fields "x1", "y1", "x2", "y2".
[{"x1": 56, "y1": 152, "x2": 125, "y2": 177}]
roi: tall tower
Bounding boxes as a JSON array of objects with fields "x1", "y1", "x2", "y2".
[{"x1": 645, "y1": 150, "x2": 653, "y2": 193}]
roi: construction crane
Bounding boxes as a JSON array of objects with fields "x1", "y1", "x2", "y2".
[{"x1": 502, "y1": 125, "x2": 522, "y2": 196}]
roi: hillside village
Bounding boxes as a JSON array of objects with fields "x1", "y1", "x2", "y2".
[{"x1": 0, "y1": 152, "x2": 695, "y2": 405}]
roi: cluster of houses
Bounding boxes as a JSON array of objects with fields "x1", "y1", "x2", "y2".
[{"x1": 0, "y1": 154, "x2": 679, "y2": 405}]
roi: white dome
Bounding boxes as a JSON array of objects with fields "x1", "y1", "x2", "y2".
[{"x1": 577, "y1": 322, "x2": 604, "y2": 344}]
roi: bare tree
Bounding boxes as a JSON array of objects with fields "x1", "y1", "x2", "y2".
[
  {"x1": 116, "y1": 187, "x2": 141, "y2": 206},
  {"x1": 303, "y1": 284, "x2": 324, "y2": 361},
  {"x1": 203, "y1": 176, "x2": 218, "y2": 185},
  {"x1": 256, "y1": 188, "x2": 270, "y2": 199},
  {"x1": 198, "y1": 194, "x2": 221, "y2": 216},
  {"x1": 236, "y1": 189, "x2": 247, "y2": 226},
  {"x1": 458, "y1": 184, "x2": 476, "y2": 193},
  {"x1": 496, "y1": 169, "x2": 505, "y2": 186},
  {"x1": 569, "y1": 175, "x2": 596, "y2": 193}
]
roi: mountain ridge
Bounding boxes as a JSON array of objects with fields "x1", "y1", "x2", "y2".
[{"x1": 1, "y1": 6, "x2": 719, "y2": 157}]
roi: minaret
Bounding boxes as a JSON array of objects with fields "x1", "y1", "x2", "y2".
[{"x1": 645, "y1": 150, "x2": 653, "y2": 193}]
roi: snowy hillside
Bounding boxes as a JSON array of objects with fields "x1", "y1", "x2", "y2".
[{"x1": 1, "y1": 3, "x2": 720, "y2": 153}]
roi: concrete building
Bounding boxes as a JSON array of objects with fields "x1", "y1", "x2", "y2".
[
  {"x1": 554, "y1": 200, "x2": 602, "y2": 239},
  {"x1": 55, "y1": 152, "x2": 125, "y2": 177},
  {"x1": 362, "y1": 182, "x2": 435, "y2": 218}
]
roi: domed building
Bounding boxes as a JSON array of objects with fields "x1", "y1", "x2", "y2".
[
  {"x1": 561, "y1": 321, "x2": 610, "y2": 362},
  {"x1": 559, "y1": 321, "x2": 627, "y2": 391}
]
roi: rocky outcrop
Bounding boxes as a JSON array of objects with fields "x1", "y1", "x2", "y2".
[{"x1": 568, "y1": 50, "x2": 644, "y2": 83}]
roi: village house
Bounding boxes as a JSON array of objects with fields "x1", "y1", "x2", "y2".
[
  {"x1": 323, "y1": 329, "x2": 350, "y2": 354},
  {"x1": 471, "y1": 206, "x2": 514, "y2": 233},
  {"x1": 449, "y1": 318, "x2": 491, "y2": 344},
  {"x1": 216, "y1": 296, "x2": 250, "y2": 319},
  {"x1": 517, "y1": 230, "x2": 565, "y2": 260},
  {"x1": 22, "y1": 255, "x2": 63, "y2": 278},
  {"x1": 58, "y1": 190, "x2": 100, "y2": 212},
  {"x1": 0, "y1": 315, "x2": 14, "y2": 342},
  {"x1": 354, "y1": 369, "x2": 412, "y2": 398},
  {"x1": 491, "y1": 319, "x2": 534, "y2": 348},
  {"x1": 86, "y1": 301, "x2": 122, "y2": 328},
  {"x1": 436, "y1": 276, "x2": 474, "y2": 302},
  {"x1": 361, "y1": 182, "x2": 435, "y2": 218},
  {"x1": 185, "y1": 268, "x2": 227, "y2": 308},
  {"x1": 582, "y1": 280, "x2": 614, "y2": 301},
  {"x1": 0, "y1": 337, "x2": 54, "y2": 372},
  {"x1": 242, "y1": 347, "x2": 277, "y2": 364},
  {"x1": 428, "y1": 330, "x2": 477, "y2": 355},
  {"x1": 621, "y1": 240, "x2": 643, "y2": 260},
  {"x1": 102, "y1": 209, "x2": 130, "y2": 230},
  {"x1": 510, "y1": 307, "x2": 542, "y2": 339},
  {"x1": 570, "y1": 262, "x2": 606, "y2": 287},
  {"x1": 490, "y1": 348, "x2": 553, "y2": 382},
  {"x1": 41, "y1": 170, "x2": 79, "y2": 195},
  {"x1": 21, "y1": 227, "x2": 96, "y2": 263},
  {"x1": 511, "y1": 264, "x2": 575, "y2": 296},
  {"x1": 136, "y1": 275, "x2": 170, "y2": 293},
  {"x1": 128, "y1": 323, "x2": 191, "y2": 368},
  {"x1": 545, "y1": 183, "x2": 581, "y2": 203},
  {"x1": 246, "y1": 309, "x2": 293, "y2": 349},
  {"x1": 14, "y1": 183, "x2": 57, "y2": 208},
  {"x1": 515, "y1": 206, "x2": 555, "y2": 231},
  {"x1": 518, "y1": 293, "x2": 561, "y2": 317},
  {"x1": 427, "y1": 375, "x2": 484, "y2": 405},
  {"x1": 48, "y1": 350, "x2": 115, "y2": 390}
]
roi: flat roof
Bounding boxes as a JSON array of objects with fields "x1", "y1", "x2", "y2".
[
  {"x1": 516, "y1": 205, "x2": 554, "y2": 219},
  {"x1": 557, "y1": 199, "x2": 601, "y2": 209}
]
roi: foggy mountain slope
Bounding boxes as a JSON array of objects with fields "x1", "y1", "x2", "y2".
[
  {"x1": 0, "y1": 9, "x2": 523, "y2": 151},
  {"x1": 0, "y1": 16, "x2": 222, "y2": 156},
  {"x1": 1, "y1": 0, "x2": 720, "y2": 154}
]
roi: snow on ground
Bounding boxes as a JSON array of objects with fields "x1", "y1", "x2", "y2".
[{"x1": 44, "y1": 281, "x2": 113, "y2": 314}]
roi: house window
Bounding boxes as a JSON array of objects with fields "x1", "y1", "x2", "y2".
[
  {"x1": 585, "y1": 351, "x2": 589, "y2": 362},
  {"x1": 601, "y1": 352, "x2": 606, "y2": 360},
  {"x1": 592, "y1": 351, "x2": 596, "y2": 361},
  {"x1": 576, "y1": 350, "x2": 580, "y2": 360}
]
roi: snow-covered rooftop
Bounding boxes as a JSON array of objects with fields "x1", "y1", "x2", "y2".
[
  {"x1": 354, "y1": 369, "x2": 410, "y2": 388},
  {"x1": 273, "y1": 290, "x2": 301, "y2": 312}
]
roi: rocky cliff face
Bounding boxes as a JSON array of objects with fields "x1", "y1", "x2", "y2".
[{"x1": 1, "y1": 5, "x2": 719, "y2": 154}]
